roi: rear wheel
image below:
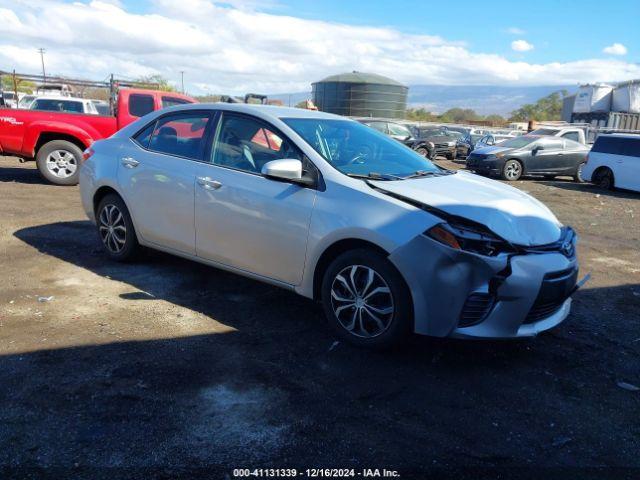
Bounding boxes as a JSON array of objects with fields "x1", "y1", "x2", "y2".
[
  {"x1": 502, "y1": 159, "x2": 523, "y2": 181},
  {"x1": 36, "y1": 140, "x2": 83, "y2": 186},
  {"x1": 96, "y1": 194, "x2": 140, "y2": 262},
  {"x1": 321, "y1": 249, "x2": 412, "y2": 349},
  {"x1": 593, "y1": 167, "x2": 614, "y2": 190}
]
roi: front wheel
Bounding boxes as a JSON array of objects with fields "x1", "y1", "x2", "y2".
[
  {"x1": 321, "y1": 249, "x2": 413, "y2": 349},
  {"x1": 594, "y1": 168, "x2": 614, "y2": 190},
  {"x1": 574, "y1": 163, "x2": 585, "y2": 183},
  {"x1": 36, "y1": 140, "x2": 83, "y2": 185},
  {"x1": 502, "y1": 159, "x2": 522, "y2": 181}
]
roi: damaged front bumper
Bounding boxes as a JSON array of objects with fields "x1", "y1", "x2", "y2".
[{"x1": 389, "y1": 232, "x2": 582, "y2": 339}]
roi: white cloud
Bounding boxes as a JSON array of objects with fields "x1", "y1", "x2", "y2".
[
  {"x1": 511, "y1": 40, "x2": 534, "y2": 52},
  {"x1": 603, "y1": 43, "x2": 627, "y2": 56},
  {"x1": 0, "y1": 0, "x2": 639, "y2": 95},
  {"x1": 506, "y1": 27, "x2": 525, "y2": 35}
]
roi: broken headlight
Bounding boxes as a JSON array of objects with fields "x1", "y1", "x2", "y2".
[{"x1": 425, "y1": 222, "x2": 515, "y2": 257}]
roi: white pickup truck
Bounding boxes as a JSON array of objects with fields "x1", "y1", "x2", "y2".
[{"x1": 528, "y1": 126, "x2": 587, "y2": 144}]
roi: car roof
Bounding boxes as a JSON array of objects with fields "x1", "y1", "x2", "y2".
[
  {"x1": 600, "y1": 133, "x2": 640, "y2": 139},
  {"x1": 166, "y1": 102, "x2": 348, "y2": 121},
  {"x1": 34, "y1": 96, "x2": 89, "y2": 102}
]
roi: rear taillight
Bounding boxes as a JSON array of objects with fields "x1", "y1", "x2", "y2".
[{"x1": 82, "y1": 147, "x2": 94, "y2": 162}]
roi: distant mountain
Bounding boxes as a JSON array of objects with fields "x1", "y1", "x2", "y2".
[{"x1": 269, "y1": 85, "x2": 576, "y2": 116}]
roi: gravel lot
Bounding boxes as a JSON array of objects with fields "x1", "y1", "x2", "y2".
[{"x1": 0, "y1": 156, "x2": 638, "y2": 479}]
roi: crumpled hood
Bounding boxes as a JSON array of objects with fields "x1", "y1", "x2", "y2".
[{"x1": 370, "y1": 171, "x2": 562, "y2": 246}]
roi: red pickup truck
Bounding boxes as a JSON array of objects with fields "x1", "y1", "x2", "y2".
[{"x1": 0, "y1": 88, "x2": 196, "y2": 185}]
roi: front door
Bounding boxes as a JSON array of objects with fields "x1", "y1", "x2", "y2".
[
  {"x1": 194, "y1": 113, "x2": 316, "y2": 285},
  {"x1": 117, "y1": 111, "x2": 212, "y2": 255}
]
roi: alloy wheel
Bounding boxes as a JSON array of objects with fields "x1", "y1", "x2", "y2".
[
  {"x1": 45, "y1": 150, "x2": 77, "y2": 178},
  {"x1": 99, "y1": 204, "x2": 127, "y2": 254},
  {"x1": 505, "y1": 161, "x2": 521, "y2": 180},
  {"x1": 330, "y1": 265, "x2": 394, "y2": 338}
]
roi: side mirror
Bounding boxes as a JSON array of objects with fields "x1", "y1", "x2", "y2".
[
  {"x1": 261, "y1": 159, "x2": 316, "y2": 187},
  {"x1": 262, "y1": 159, "x2": 303, "y2": 180},
  {"x1": 533, "y1": 145, "x2": 544, "y2": 153}
]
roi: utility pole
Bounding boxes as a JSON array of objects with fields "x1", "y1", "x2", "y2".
[
  {"x1": 37, "y1": 48, "x2": 46, "y2": 83},
  {"x1": 180, "y1": 71, "x2": 185, "y2": 93}
]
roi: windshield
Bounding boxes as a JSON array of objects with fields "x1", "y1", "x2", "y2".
[
  {"x1": 499, "y1": 136, "x2": 538, "y2": 149},
  {"x1": 283, "y1": 118, "x2": 441, "y2": 178},
  {"x1": 529, "y1": 128, "x2": 559, "y2": 136}
]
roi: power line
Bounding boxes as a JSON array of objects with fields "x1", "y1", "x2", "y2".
[{"x1": 180, "y1": 70, "x2": 185, "y2": 93}]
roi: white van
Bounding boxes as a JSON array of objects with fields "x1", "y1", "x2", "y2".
[{"x1": 582, "y1": 134, "x2": 640, "y2": 192}]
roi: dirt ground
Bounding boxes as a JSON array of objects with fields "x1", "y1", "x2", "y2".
[{"x1": 0, "y1": 156, "x2": 638, "y2": 479}]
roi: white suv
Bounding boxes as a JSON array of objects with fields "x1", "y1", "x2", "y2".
[{"x1": 582, "y1": 134, "x2": 640, "y2": 192}]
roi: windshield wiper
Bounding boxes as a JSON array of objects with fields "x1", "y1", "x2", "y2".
[
  {"x1": 346, "y1": 172, "x2": 405, "y2": 181},
  {"x1": 403, "y1": 169, "x2": 456, "y2": 179}
]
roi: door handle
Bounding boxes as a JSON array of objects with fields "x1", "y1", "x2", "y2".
[
  {"x1": 196, "y1": 176, "x2": 222, "y2": 190},
  {"x1": 121, "y1": 157, "x2": 139, "y2": 168}
]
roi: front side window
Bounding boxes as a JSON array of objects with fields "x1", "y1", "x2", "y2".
[
  {"x1": 129, "y1": 94, "x2": 155, "y2": 117},
  {"x1": 283, "y1": 118, "x2": 440, "y2": 178},
  {"x1": 162, "y1": 96, "x2": 192, "y2": 109},
  {"x1": 212, "y1": 114, "x2": 302, "y2": 174},
  {"x1": 147, "y1": 113, "x2": 210, "y2": 159}
]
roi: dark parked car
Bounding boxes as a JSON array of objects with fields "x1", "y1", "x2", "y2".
[
  {"x1": 409, "y1": 126, "x2": 458, "y2": 159},
  {"x1": 465, "y1": 135, "x2": 590, "y2": 181},
  {"x1": 456, "y1": 133, "x2": 485, "y2": 159},
  {"x1": 358, "y1": 120, "x2": 435, "y2": 158}
]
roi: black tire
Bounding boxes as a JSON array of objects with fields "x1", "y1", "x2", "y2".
[
  {"x1": 501, "y1": 159, "x2": 523, "y2": 181},
  {"x1": 573, "y1": 163, "x2": 586, "y2": 183},
  {"x1": 415, "y1": 147, "x2": 429, "y2": 157},
  {"x1": 35, "y1": 140, "x2": 83, "y2": 185},
  {"x1": 321, "y1": 248, "x2": 413, "y2": 349},
  {"x1": 593, "y1": 167, "x2": 614, "y2": 190},
  {"x1": 96, "y1": 193, "x2": 140, "y2": 262}
]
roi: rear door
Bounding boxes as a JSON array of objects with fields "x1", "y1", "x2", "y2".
[{"x1": 117, "y1": 111, "x2": 213, "y2": 255}]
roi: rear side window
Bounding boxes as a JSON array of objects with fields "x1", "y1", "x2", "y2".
[
  {"x1": 129, "y1": 94, "x2": 155, "y2": 117},
  {"x1": 148, "y1": 113, "x2": 211, "y2": 160},
  {"x1": 591, "y1": 136, "x2": 623, "y2": 155},
  {"x1": 161, "y1": 96, "x2": 191, "y2": 108}
]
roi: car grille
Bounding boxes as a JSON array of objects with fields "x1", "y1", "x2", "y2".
[
  {"x1": 435, "y1": 142, "x2": 451, "y2": 149},
  {"x1": 459, "y1": 293, "x2": 495, "y2": 327},
  {"x1": 524, "y1": 267, "x2": 578, "y2": 324}
]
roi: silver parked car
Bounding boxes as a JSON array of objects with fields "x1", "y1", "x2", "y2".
[{"x1": 80, "y1": 104, "x2": 583, "y2": 348}]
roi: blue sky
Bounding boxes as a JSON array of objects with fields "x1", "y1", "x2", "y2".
[
  {"x1": 118, "y1": 0, "x2": 638, "y2": 64},
  {"x1": 2, "y1": 0, "x2": 638, "y2": 94}
]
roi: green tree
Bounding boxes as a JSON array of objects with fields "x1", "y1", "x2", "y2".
[
  {"x1": 405, "y1": 107, "x2": 437, "y2": 121},
  {"x1": 439, "y1": 108, "x2": 481, "y2": 123},
  {"x1": 1, "y1": 74, "x2": 36, "y2": 93},
  {"x1": 136, "y1": 74, "x2": 177, "y2": 92},
  {"x1": 509, "y1": 90, "x2": 568, "y2": 122}
]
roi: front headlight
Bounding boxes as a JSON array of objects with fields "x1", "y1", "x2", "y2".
[
  {"x1": 425, "y1": 221, "x2": 515, "y2": 256},
  {"x1": 428, "y1": 141, "x2": 434, "y2": 148}
]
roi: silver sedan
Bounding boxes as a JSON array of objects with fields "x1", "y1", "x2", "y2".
[{"x1": 80, "y1": 104, "x2": 583, "y2": 348}]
